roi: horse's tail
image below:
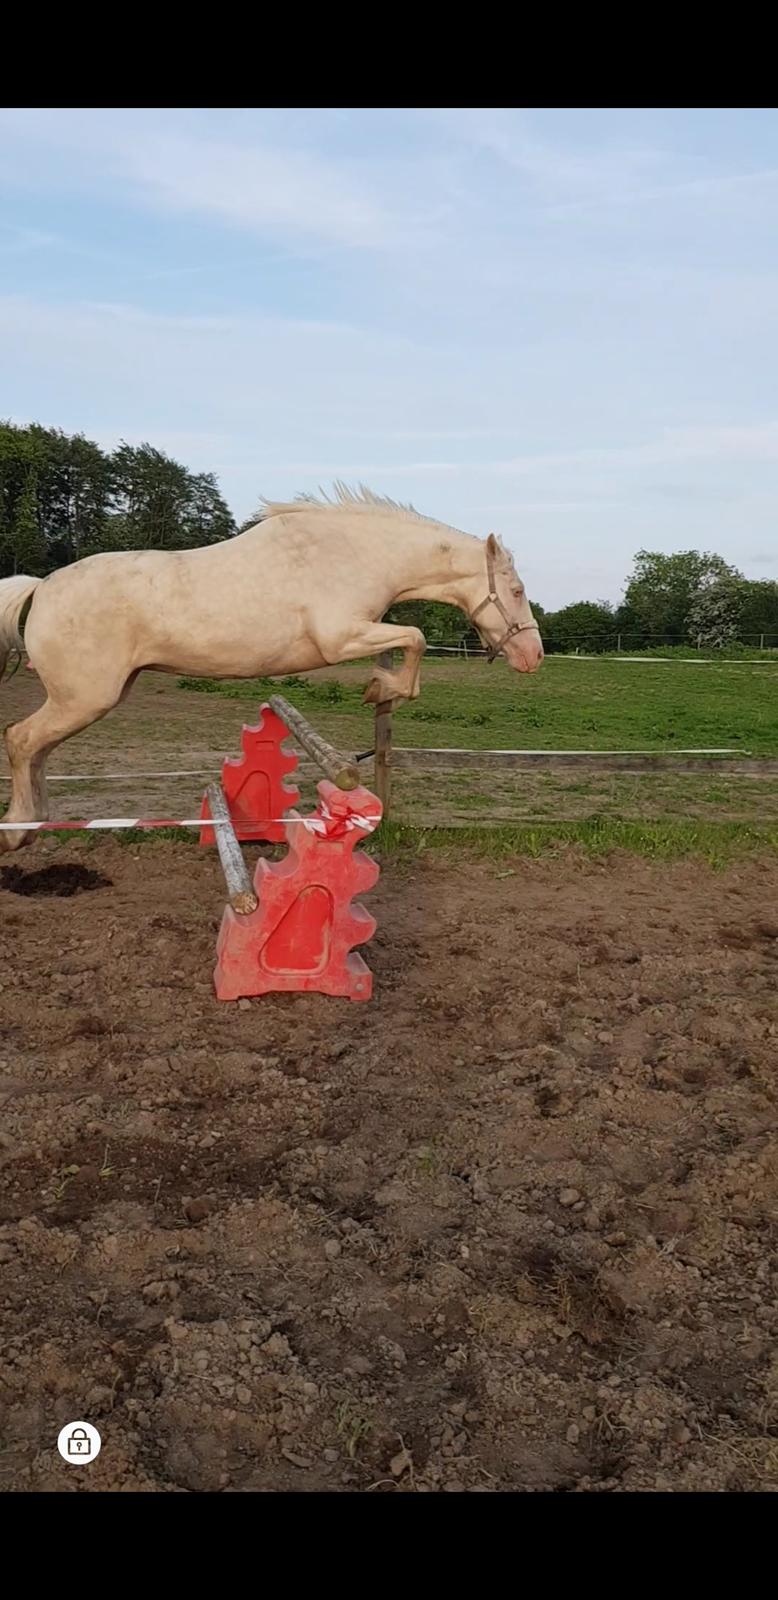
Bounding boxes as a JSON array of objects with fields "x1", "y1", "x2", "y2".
[{"x1": 0, "y1": 575, "x2": 42, "y2": 680}]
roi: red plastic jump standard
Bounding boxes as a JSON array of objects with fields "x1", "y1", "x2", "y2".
[
  {"x1": 214, "y1": 781, "x2": 382, "y2": 1002},
  {"x1": 200, "y1": 705, "x2": 300, "y2": 846}
]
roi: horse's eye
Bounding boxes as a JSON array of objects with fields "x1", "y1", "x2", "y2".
[{"x1": 512, "y1": 585, "x2": 524, "y2": 598}]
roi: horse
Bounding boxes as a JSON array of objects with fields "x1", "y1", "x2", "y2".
[{"x1": 0, "y1": 485, "x2": 543, "y2": 850}]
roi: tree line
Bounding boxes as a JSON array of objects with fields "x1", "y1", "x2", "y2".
[
  {"x1": 528, "y1": 550, "x2": 778, "y2": 654},
  {"x1": 2, "y1": 421, "x2": 776, "y2": 651},
  {"x1": 0, "y1": 421, "x2": 235, "y2": 576}
]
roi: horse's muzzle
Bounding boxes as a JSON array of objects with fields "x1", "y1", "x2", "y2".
[{"x1": 504, "y1": 631, "x2": 544, "y2": 673}]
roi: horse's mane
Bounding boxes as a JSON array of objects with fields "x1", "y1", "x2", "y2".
[
  {"x1": 258, "y1": 482, "x2": 459, "y2": 534},
  {"x1": 255, "y1": 482, "x2": 512, "y2": 565}
]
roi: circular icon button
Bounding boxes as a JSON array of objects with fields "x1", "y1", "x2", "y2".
[{"x1": 57, "y1": 1420, "x2": 102, "y2": 1465}]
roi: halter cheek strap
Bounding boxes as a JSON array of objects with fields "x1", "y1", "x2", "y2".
[{"x1": 469, "y1": 539, "x2": 537, "y2": 662}]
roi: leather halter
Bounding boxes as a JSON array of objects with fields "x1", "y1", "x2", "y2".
[{"x1": 469, "y1": 539, "x2": 537, "y2": 662}]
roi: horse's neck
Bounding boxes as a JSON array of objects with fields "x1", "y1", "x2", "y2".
[
  {"x1": 383, "y1": 522, "x2": 484, "y2": 608},
  {"x1": 256, "y1": 509, "x2": 484, "y2": 611}
]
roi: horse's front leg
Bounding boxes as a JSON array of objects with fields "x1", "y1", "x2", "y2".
[{"x1": 319, "y1": 622, "x2": 426, "y2": 704}]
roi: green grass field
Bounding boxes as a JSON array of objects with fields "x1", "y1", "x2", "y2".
[
  {"x1": 173, "y1": 654, "x2": 778, "y2": 859},
  {"x1": 181, "y1": 654, "x2": 778, "y2": 756}
]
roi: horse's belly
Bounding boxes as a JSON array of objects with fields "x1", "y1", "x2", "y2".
[{"x1": 143, "y1": 637, "x2": 329, "y2": 679}]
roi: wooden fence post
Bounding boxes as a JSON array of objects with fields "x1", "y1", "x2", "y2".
[{"x1": 374, "y1": 650, "x2": 393, "y2": 817}]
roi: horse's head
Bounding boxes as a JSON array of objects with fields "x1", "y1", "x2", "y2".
[{"x1": 468, "y1": 533, "x2": 544, "y2": 673}]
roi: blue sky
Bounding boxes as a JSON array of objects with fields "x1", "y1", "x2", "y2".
[{"x1": 2, "y1": 106, "x2": 777, "y2": 608}]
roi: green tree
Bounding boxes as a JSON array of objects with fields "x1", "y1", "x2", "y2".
[
  {"x1": 687, "y1": 579, "x2": 742, "y2": 648},
  {"x1": 0, "y1": 423, "x2": 23, "y2": 572},
  {"x1": 108, "y1": 444, "x2": 235, "y2": 551},
  {"x1": 10, "y1": 471, "x2": 48, "y2": 575},
  {"x1": 622, "y1": 549, "x2": 742, "y2": 642},
  {"x1": 183, "y1": 471, "x2": 235, "y2": 547},
  {"x1": 31, "y1": 425, "x2": 112, "y2": 564},
  {"x1": 384, "y1": 599, "x2": 472, "y2": 646},
  {"x1": 736, "y1": 579, "x2": 778, "y2": 645},
  {"x1": 545, "y1": 599, "x2": 616, "y2": 654},
  {"x1": 0, "y1": 421, "x2": 237, "y2": 572},
  {"x1": 109, "y1": 443, "x2": 192, "y2": 549}
]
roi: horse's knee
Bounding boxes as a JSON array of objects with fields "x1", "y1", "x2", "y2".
[{"x1": 4, "y1": 719, "x2": 47, "y2": 769}]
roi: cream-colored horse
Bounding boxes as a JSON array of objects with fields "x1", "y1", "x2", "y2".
[{"x1": 0, "y1": 486, "x2": 543, "y2": 849}]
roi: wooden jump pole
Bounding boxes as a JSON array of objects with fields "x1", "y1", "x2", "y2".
[
  {"x1": 268, "y1": 694, "x2": 360, "y2": 790},
  {"x1": 373, "y1": 650, "x2": 393, "y2": 816},
  {"x1": 205, "y1": 783, "x2": 258, "y2": 914}
]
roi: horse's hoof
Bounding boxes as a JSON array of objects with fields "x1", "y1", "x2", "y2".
[
  {"x1": 363, "y1": 672, "x2": 401, "y2": 706},
  {"x1": 0, "y1": 826, "x2": 32, "y2": 853}
]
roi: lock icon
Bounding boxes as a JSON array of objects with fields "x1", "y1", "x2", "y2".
[{"x1": 57, "y1": 1420, "x2": 101, "y2": 1464}]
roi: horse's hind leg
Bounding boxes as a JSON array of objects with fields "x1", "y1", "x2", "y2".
[{"x1": 2, "y1": 686, "x2": 125, "y2": 852}]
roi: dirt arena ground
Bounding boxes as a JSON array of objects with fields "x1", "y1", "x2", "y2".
[{"x1": 1, "y1": 833, "x2": 776, "y2": 1493}]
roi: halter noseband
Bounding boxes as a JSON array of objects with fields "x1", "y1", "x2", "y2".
[{"x1": 469, "y1": 538, "x2": 536, "y2": 662}]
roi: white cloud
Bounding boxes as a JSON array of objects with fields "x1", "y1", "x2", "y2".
[
  {"x1": 123, "y1": 132, "x2": 404, "y2": 249},
  {"x1": 654, "y1": 422, "x2": 778, "y2": 463},
  {"x1": 543, "y1": 165, "x2": 778, "y2": 219},
  {"x1": 0, "y1": 109, "x2": 426, "y2": 252},
  {"x1": 483, "y1": 423, "x2": 778, "y2": 478},
  {"x1": 0, "y1": 294, "x2": 480, "y2": 513},
  {"x1": 5, "y1": 293, "x2": 778, "y2": 504},
  {"x1": 433, "y1": 109, "x2": 778, "y2": 221},
  {"x1": 0, "y1": 221, "x2": 58, "y2": 255},
  {"x1": 438, "y1": 108, "x2": 668, "y2": 198},
  {"x1": 3, "y1": 106, "x2": 778, "y2": 608}
]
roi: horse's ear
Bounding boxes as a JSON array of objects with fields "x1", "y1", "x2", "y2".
[{"x1": 486, "y1": 532, "x2": 499, "y2": 557}]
